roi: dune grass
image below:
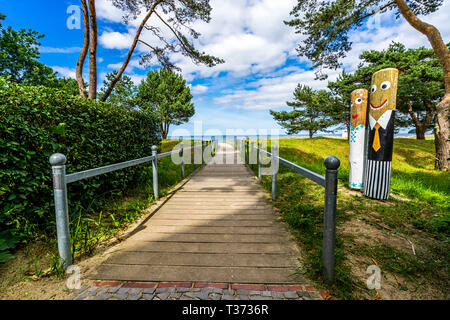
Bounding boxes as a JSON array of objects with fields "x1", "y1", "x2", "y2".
[{"x1": 249, "y1": 137, "x2": 449, "y2": 299}]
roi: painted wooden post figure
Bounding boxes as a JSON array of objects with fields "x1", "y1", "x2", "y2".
[
  {"x1": 349, "y1": 89, "x2": 368, "y2": 190},
  {"x1": 364, "y1": 68, "x2": 399, "y2": 200}
]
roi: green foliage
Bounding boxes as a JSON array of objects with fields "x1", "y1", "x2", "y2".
[
  {"x1": 270, "y1": 84, "x2": 336, "y2": 137},
  {"x1": 0, "y1": 16, "x2": 56, "y2": 85},
  {"x1": 0, "y1": 76, "x2": 161, "y2": 241},
  {"x1": 137, "y1": 68, "x2": 195, "y2": 139},
  {"x1": 285, "y1": 0, "x2": 444, "y2": 75},
  {"x1": 0, "y1": 230, "x2": 20, "y2": 263},
  {"x1": 99, "y1": 70, "x2": 137, "y2": 108}
]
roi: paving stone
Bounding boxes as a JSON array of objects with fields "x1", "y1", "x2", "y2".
[
  {"x1": 249, "y1": 295, "x2": 271, "y2": 300},
  {"x1": 75, "y1": 292, "x2": 89, "y2": 300},
  {"x1": 223, "y1": 290, "x2": 235, "y2": 296},
  {"x1": 88, "y1": 290, "x2": 98, "y2": 296},
  {"x1": 128, "y1": 288, "x2": 143, "y2": 295},
  {"x1": 88, "y1": 286, "x2": 98, "y2": 292},
  {"x1": 209, "y1": 294, "x2": 222, "y2": 300},
  {"x1": 309, "y1": 292, "x2": 322, "y2": 299},
  {"x1": 237, "y1": 295, "x2": 249, "y2": 300},
  {"x1": 236, "y1": 289, "x2": 250, "y2": 295},
  {"x1": 142, "y1": 294, "x2": 155, "y2": 300},
  {"x1": 170, "y1": 293, "x2": 182, "y2": 299},
  {"x1": 180, "y1": 296, "x2": 193, "y2": 300},
  {"x1": 157, "y1": 293, "x2": 170, "y2": 300},
  {"x1": 129, "y1": 293, "x2": 143, "y2": 300},
  {"x1": 212, "y1": 288, "x2": 223, "y2": 294},
  {"x1": 249, "y1": 290, "x2": 261, "y2": 295},
  {"x1": 74, "y1": 286, "x2": 89, "y2": 296},
  {"x1": 106, "y1": 287, "x2": 120, "y2": 294},
  {"x1": 117, "y1": 287, "x2": 130, "y2": 294},
  {"x1": 155, "y1": 287, "x2": 169, "y2": 293},
  {"x1": 302, "y1": 292, "x2": 311, "y2": 298},
  {"x1": 261, "y1": 291, "x2": 272, "y2": 297},
  {"x1": 223, "y1": 295, "x2": 235, "y2": 300},
  {"x1": 94, "y1": 294, "x2": 112, "y2": 300},
  {"x1": 284, "y1": 291, "x2": 298, "y2": 299},
  {"x1": 112, "y1": 293, "x2": 127, "y2": 300},
  {"x1": 143, "y1": 288, "x2": 156, "y2": 294},
  {"x1": 271, "y1": 292, "x2": 284, "y2": 299},
  {"x1": 196, "y1": 291, "x2": 209, "y2": 300},
  {"x1": 185, "y1": 291, "x2": 198, "y2": 299},
  {"x1": 176, "y1": 287, "x2": 190, "y2": 293}
]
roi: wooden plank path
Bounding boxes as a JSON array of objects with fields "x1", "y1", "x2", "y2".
[{"x1": 89, "y1": 143, "x2": 307, "y2": 285}]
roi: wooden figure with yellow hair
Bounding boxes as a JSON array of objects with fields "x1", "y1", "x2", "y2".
[
  {"x1": 349, "y1": 89, "x2": 369, "y2": 190},
  {"x1": 364, "y1": 68, "x2": 399, "y2": 200}
]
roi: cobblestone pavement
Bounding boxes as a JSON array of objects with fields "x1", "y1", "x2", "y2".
[{"x1": 70, "y1": 282, "x2": 326, "y2": 300}]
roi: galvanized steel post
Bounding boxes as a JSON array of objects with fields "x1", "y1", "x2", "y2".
[
  {"x1": 49, "y1": 153, "x2": 72, "y2": 269},
  {"x1": 152, "y1": 145, "x2": 159, "y2": 200},
  {"x1": 271, "y1": 145, "x2": 278, "y2": 201},
  {"x1": 258, "y1": 142, "x2": 262, "y2": 180},
  {"x1": 246, "y1": 139, "x2": 249, "y2": 165},
  {"x1": 201, "y1": 139, "x2": 204, "y2": 164},
  {"x1": 323, "y1": 156, "x2": 340, "y2": 285},
  {"x1": 250, "y1": 141, "x2": 254, "y2": 168},
  {"x1": 180, "y1": 142, "x2": 185, "y2": 179}
]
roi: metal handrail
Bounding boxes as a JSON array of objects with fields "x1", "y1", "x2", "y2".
[
  {"x1": 238, "y1": 138, "x2": 340, "y2": 285},
  {"x1": 50, "y1": 140, "x2": 212, "y2": 268}
]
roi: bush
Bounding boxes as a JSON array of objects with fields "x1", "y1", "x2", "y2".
[{"x1": 0, "y1": 77, "x2": 161, "y2": 239}]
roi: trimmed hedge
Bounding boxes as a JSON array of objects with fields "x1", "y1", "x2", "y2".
[{"x1": 0, "y1": 77, "x2": 161, "y2": 238}]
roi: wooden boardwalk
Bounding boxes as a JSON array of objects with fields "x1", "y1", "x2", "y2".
[{"x1": 89, "y1": 143, "x2": 306, "y2": 285}]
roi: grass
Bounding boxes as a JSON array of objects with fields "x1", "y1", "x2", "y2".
[{"x1": 249, "y1": 137, "x2": 449, "y2": 299}]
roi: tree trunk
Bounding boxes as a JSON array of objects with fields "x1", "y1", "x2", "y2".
[
  {"x1": 76, "y1": 0, "x2": 89, "y2": 98},
  {"x1": 406, "y1": 100, "x2": 435, "y2": 140},
  {"x1": 101, "y1": 1, "x2": 162, "y2": 102},
  {"x1": 434, "y1": 94, "x2": 450, "y2": 169},
  {"x1": 309, "y1": 130, "x2": 313, "y2": 138},
  {"x1": 88, "y1": 0, "x2": 97, "y2": 99},
  {"x1": 395, "y1": 0, "x2": 450, "y2": 170}
]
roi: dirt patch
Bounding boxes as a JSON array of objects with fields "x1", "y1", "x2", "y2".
[{"x1": 339, "y1": 215, "x2": 448, "y2": 300}]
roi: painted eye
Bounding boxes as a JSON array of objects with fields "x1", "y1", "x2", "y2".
[
  {"x1": 371, "y1": 85, "x2": 377, "y2": 93},
  {"x1": 380, "y1": 81, "x2": 391, "y2": 90},
  {"x1": 354, "y1": 98, "x2": 363, "y2": 104}
]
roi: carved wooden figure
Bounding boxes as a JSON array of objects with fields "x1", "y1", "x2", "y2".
[
  {"x1": 349, "y1": 89, "x2": 368, "y2": 190},
  {"x1": 364, "y1": 68, "x2": 399, "y2": 200}
]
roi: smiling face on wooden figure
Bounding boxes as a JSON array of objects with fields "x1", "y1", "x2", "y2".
[
  {"x1": 350, "y1": 89, "x2": 368, "y2": 128},
  {"x1": 369, "y1": 68, "x2": 399, "y2": 121}
]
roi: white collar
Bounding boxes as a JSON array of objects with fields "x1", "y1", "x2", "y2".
[{"x1": 369, "y1": 110, "x2": 392, "y2": 130}]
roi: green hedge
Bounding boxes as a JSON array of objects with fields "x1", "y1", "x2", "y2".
[{"x1": 0, "y1": 77, "x2": 161, "y2": 238}]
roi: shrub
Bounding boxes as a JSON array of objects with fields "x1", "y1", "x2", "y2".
[{"x1": 0, "y1": 77, "x2": 161, "y2": 239}]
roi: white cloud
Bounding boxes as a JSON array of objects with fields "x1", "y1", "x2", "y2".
[
  {"x1": 40, "y1": 46, "x2": 81, "y2": 54},
  {"x1": 190, "y1": 84, "x2": 208, "y2": 94},
  {"x1": 94, "y1": 0, "x2": 450, "y2": 115},
  {"x1": 99, "y1": 29, "x2": 135, "y2": 49},
  {"x1": 50, "y1": 66, "x2": 76, "y2": 79}
]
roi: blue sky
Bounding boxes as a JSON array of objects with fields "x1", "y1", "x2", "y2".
[{"x1": 2, "y1": 0, "x2": 449, "y2": 137}]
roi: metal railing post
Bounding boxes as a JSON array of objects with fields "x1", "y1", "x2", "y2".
[
  {"x1": 258, "y1": 142, "x2": 262, "y2": 180},
  {"x1": 322, "y1": 156, "x2": 340, "y2": 285},
  {"x1": 250, "y1": 141, "x2": 254, "y2": 168},
  {"x1": 152, "y1": 145, "x2": 159, "y2": 200},
  {"x1": 201, "y1": 139, "x2": 204, "y2": 164},
  {"x1": 180, "y1": 142, "x2": 185, "y2": 179},
  {"x1": 246, "y1": 139, "x2": 249, "y2": 165},
  {"x1": 49, "y1": 153, "x2": 72, "y2": 269},
  {"x1": 194, "y1": 140, "x2": 197, "y2": 169},
  {"x1": 271, "y1": 145, "x2": 278, "y2": 201}
]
